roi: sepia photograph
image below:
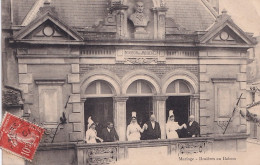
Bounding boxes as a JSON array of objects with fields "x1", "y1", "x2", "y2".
[{"x1": 1, "y1": 0, "x2": 260, "y2": 164}]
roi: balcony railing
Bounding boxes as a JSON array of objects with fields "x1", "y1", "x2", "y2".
[{"x1": 38, "y1": 134, "x2": 248, "y2": 165}]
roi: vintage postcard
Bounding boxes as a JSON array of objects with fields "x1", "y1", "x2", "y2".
[{"x1": 1, "y1": 0, "x2": 260, "y2": 165}]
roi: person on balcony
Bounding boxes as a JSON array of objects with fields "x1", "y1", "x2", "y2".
[
  {"x1": 127, "y1": 112, "x2": 146, "y2": 141},
  {"x1": 166, "y1": 110, "x2": 186, "y2": 139},
  {"x1": 85, "y1": 116, "x2": 103, "y2": 143},
  {"x1": 101, "y1": 122, "x2": 119, "y2": 142},
  {"x1": 143, "y1": 114, "x2": 161, "y2": 140},
  {"x1": 186, "y1": 115, "x2": 200, "y2": 137}
]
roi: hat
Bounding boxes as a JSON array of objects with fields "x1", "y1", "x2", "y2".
[
  {"x1": 150, "y1": 114, "x2": 156, "y2": 118},
  {"x1": 169, "y1": 110, "x2": 174, "y2": 117},
  {"x1": 132, "y1": 111, "x2": 137, "y2": 119},
  {"x1": 87, "y1": 116, "x2": 95, "y2": 129}
]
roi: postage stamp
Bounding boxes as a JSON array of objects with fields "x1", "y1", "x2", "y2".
[{"x1": 0, "y1": 112, "x2": 45, "y2": 161}]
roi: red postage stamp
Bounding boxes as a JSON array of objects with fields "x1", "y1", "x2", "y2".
[{"x1": 0, "y1": 112, "x2": 45, "y2": 161}]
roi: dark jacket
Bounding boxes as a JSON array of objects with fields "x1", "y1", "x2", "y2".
[
  {"x1": 101, "y1": 127, "x2": 119, "y2": 142},
  {"x1": 186, "y1": 121, "x2": 200, "y2": 137},
  {"x1": 143, "y1": 121, "x2": 161, "y2": 140}
]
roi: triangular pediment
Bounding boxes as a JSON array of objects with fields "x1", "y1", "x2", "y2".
[
  {"x1": 207, "y1": 26, "x2": 247, "y2": 44},
  {"x1": 199, "y1": 16, "x2": 256, "y2": 46},
  {"x1": 14, "y1": 12, "x2": 83, "y2": 42}
]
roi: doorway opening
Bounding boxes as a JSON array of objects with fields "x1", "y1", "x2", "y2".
[
  {"x1": 84, "y1": 97, "x2": 113, "y2": 133},
  {"x1": 126, "y1": 97, "x2": 153, "y2": 126},
  {"x1": 166, "y1": 96, "x2": 190, "y2": 138}
]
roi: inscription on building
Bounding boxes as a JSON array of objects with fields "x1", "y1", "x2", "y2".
[
  {"x1": 124, "y1": 50, "x2": 158, "y2": 57},
  {"x1": 116, "y1": 49, "x2": 166, "y2": 64}
]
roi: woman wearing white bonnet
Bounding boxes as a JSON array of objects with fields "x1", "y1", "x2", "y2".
[
  {"x1": 166, "y1": 110, "x2": 186, "y2": 139},
  {"x1": 126, "y1": 111, "x2": 146, "y2": 141},
  {"x1": 85, "y1": 116, "x2": 103, "y2": 143}
]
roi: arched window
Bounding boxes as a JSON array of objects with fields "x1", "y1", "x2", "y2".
[
  {"x1": 85, "y1": 80, "x2": 113, "y2": 97},
  {"x1": 126, "y1": 80, "x2": 153, "y2": 96},
  {"x1": 166, "y1": 80, "x2": 191, "y2": 95}
]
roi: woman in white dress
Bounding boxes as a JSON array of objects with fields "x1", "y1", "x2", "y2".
[
  {"x1": 126, "y1": 112, "x2": 147, "y2": 141},
  {"x1": 166, "y1": 110, "x2": 186, "y2": 139},
  {"x1": 85, "y1": 117, "x2": 103, "y2": 143}
]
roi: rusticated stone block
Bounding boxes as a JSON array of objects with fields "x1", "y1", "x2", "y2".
[
  {"x1": 72, "y1": 103, "x2": 82, "y2": 113},
  {"x1": 73, "y1": 123, "x2": 82, "y2": 132},
  {"x1": 237, "y1": 73, "x2": 246, "y2": 82},
  {"x1": 18, "y1": 64, "x2": 27, "y2": 73},
  {"x1": 72, "y1": 83, "x2": 80, "y2": 94},
  {"x1": 69, "y1": 132, "x2": 83, "y2": 142},
  {"x1": 71, "y1": 64, "x2": 79, "y2": 73},
  {"x1": 200, "y1": 92, "x2": 209, "y2": 100},
  {"x1": 68, "y1": 74, "x2": 80, "y2": 83},
  {"x1": 69, "y1": 113, "x2": 82, "y2": 123},
  {"x1": 69, "y1": 94, "x2": 80, "y2": 103},
  {"x1": 19, "y1": 74, "x2": 33, "y2": 84}
]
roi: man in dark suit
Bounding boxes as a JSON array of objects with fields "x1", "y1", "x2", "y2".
[
  {"x1": 143, "y1": 114, "x2": 161, "y2": 140},
  {"x1": 101, "y1": 122, "x2": 119, "y2": 142},
  {"x1": 186, "y1": 115, "x2": 200, "y2": 137}
]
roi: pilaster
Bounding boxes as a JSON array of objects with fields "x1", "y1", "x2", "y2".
[
  {"x1": 151, "y1": 7, "x2": 168, "y2": 39},
  {"x1": 113, "y1": 96, "x2": 129, "y2": 141},
  {"x1": 153, "y1": 96, "x2": 168, "y2": 139}
]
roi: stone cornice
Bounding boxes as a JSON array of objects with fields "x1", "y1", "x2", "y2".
[
  {"x1": 35, "y1": 79, "x2": 66, "y2": 85},
  {"x1": 211, "y1": 78, "x2": 236, "y2": 83}
]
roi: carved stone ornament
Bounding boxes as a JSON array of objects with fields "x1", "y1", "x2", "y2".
[
  {"x1": 126, "y1": 58, "x2": 158, "y2": 64},
  {"x1": 86, "y1": 147, "x2": 117, "y2": 165},
  {"x1": 178, "y1": 142, "x2": 208, "y2": 155}
]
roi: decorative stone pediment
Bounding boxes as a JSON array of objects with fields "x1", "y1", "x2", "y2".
[
  {"x1": 199, "y1": 10, "x2": 256, "y2": 46},
  {"x1": 14, "y1": 12, "x2": 83, "y2": 43}
]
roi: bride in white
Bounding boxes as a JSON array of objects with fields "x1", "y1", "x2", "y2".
[
  {"x1": 85, "y1": 116, "x2": 103, "y2": 143},
  {"x1": 126, "y1": 112, "x2": 147, "y2": 141},
  {"x1": 166, "y1": 110, "x2": 186, "y2": 139}
]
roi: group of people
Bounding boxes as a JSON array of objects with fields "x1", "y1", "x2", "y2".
[
  {"x1": 85, "y1": 110, "x2": 200, "y2": 143},
  {"x1": 85, "y1": 117, "x2": 119, "y2": 143}
]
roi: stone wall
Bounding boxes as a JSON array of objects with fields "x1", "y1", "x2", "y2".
[{"x1": 199, "y1": 49, "x2": 248, "y2": 136}]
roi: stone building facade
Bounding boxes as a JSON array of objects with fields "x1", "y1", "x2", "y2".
[{"x1": 1, "y1": 0, "x2": 257, "y2": 164}]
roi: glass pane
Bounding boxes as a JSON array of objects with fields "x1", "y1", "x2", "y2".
[
  {"x1": 85, "y1": 81, "x2": 96, "y2": 94},
  {"x1": 141, "y1": 81, "x2": 152, "y2": 93},
  {"x1": 179, "y1": 81, "x2": 190, "y2": 93},
  {"x1": 166, "y1": 82, "x2": 176, "y2": 93},
  {"x1": 127, "y1": 81, "x2": 137, "y2": 94},
  {"x1": 100, "y1": 81, "x2": 112, "y2": 94}
]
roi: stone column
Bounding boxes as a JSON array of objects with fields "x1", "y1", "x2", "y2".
[
  {"x1": 113, "y1": 5, "x2": 128, "y2": 39},
  {"x1": 153, "y1": 96, "x2": 168, "y2": 139},
  {"x1": 113, "y1": 96, "x2": 128, "y2": 141},
  {"x1": 190, "y1": 94, "x2": 200, "y2": 123},
  {"x1": 151, "y1": 7, "x2": 168, "y2": 39}
]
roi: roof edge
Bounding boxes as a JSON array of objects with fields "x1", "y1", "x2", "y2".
[{"x1": 200, "y1": 0, "x2": 219, "y2": 18}]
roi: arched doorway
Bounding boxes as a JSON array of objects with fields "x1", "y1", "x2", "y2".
[
  {"x1": 125, "y1": 80, "x2": 155, "y2": 127},
  {"x1": 165, "y1": 79, "x2": 193, "y2": 138},
  {"x1": 84, "y1": 80, "x2": 115, "y2": 134}
]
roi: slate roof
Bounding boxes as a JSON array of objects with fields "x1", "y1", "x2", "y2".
[
  {"x1": 166, "y1": 0, "x2": 216, "y2": 31},
  {"x1": 12, "y1": 0, "x2": 216, "y2": 32}
]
